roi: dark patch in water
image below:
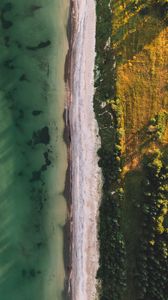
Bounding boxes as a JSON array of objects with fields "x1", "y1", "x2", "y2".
[
  {"x1": 19, "y1": 74, "x2": 29, "y2": 82},
  {"x1": 30, "y1": 170, "x2": 41, "y2": 182},
  {"x1": 34, "y1": 224, "x2": 40, "y2": 233},
  {"x1": 1, "y1": 19, "x2": 13, "y2": 29},
  {"x1": 18, "y1": 171, "x2": 23, "y2": 177},
  {"x1": 33, "y1": 127, "x2": 50, "y2": 145},
  {"x1": 26, "y1": 40, "x2": 51, "y2": 51},
  {"x1": 2, "y1": 2, "x2": 13, "y2": 12},
  {"x1": 36, "y1": 241, "x2": 43, "y2": 248},
  {"x1": 30, "y1": 5, "x2": 42, "y2": 12},
  {"x1": 16, "y1": 41, "x2": 22, "y2": 49},
  {"x1": 40, "y1": 150, "x2": 52, "y2": 172},
  {"x1": 21, "y1": 268, "x2": 41, "y2": 279},
  {"x1": 32, "y1": 110, "x2": 42, "y2": 116},
  {"x1": 18, "y1": 109, "x2": 24, "y2": 119},
  {"x1": 41, "y1": 165, "x2": 47, "y2": 172},
  {"x1": 28, "y1": 127, "x2": 50, "y2": 146},
  {"x1": 1, "y1": 2, "x2": 13, "y2": 29},
  {"x1": 4, "y1": 58, "x2": 15, "y2": 69},
  {"x1": 29, "y1": 269, "x2": 36, "y2": 277},
  {"x1": 43, "y1": 151, "x2": 51, "y2": 166},
  {"x1": 4, "y1": 36, "x2": 10, "y2": 47}
]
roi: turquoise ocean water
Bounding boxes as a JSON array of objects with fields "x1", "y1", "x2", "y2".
[{"x1": 0, "y1": 1, "x2": 69, "y2": 299}]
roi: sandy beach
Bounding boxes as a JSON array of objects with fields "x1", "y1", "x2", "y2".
[{"x1": 69, "y1": 0, "x2": 102, "y2": 299}]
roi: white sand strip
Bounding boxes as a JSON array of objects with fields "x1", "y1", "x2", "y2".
[{"x1": 70, "y1": 0, "x2": 102, "y2": 299}]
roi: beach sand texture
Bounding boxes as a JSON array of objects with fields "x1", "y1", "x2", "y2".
[{"x1": 70, "y1": 0, "x2": 102, "y2": 299}]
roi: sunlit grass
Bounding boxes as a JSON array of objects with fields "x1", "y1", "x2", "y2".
[{"x1": 111, "y1": 1, "x2": 168, "y2": 298}]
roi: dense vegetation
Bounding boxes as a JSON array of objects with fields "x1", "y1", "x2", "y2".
[
  {"x1": 135, "y1": 149, "x2": 168, "y2": 299},
  {"x1": 94, "y1": 0, "x2": 168, "y2": 299},
  {"x1": 94, "y1": 1, "x2": 127, "y2": 299}
]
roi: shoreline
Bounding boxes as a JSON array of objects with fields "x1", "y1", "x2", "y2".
[
  {"x1": 65, "y1": 0, "x2": 102, "y2": 299},
  {"x1": 63, "y1": 0, "x2": 75, "y2": 298}
]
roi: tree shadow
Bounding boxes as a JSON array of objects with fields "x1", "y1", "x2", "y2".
[
  {"x1": 123, "y1": 127, "x2": 148, "y2": 168},
  {"x1": 123, "y1": 109, "x2": 168, "y2": 169},
  {"x1": 122, "y1": 168, "x2": 144, "y2": 300}
]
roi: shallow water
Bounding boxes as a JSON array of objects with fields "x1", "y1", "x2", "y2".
[{"x1": 0, "y1": 1, "x2": 69, "y2": 299}]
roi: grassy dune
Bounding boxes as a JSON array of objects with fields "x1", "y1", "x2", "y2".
[{"x1": 113, "y1": 0, "x2": 168, "y2": 161}]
